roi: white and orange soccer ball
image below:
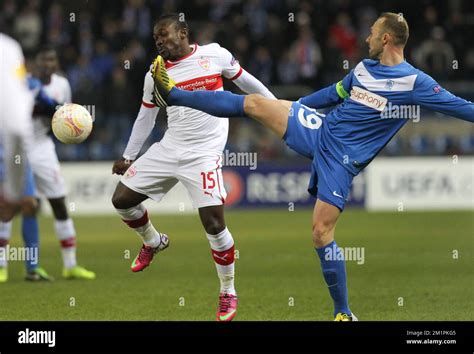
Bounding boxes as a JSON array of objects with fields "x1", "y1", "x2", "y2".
[{"x1": 51, "y1": 103, "x2": 93, "y2": 144}]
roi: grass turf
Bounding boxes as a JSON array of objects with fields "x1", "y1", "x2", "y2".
[{"x1": 0, "y1": 209, "x2": 472, "y2": 321}]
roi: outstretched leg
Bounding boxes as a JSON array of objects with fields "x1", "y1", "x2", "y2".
[{"x1": 151, "y1": 55, "x2": 293, "y2": 138}]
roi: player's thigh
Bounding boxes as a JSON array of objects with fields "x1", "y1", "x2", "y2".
[
  {"x1": 283, "y1": 101, "x2": 325, "y2": 159},
  {"x1": 312, "y1": 198, "x2": 341, "y2": 232},
  {"x1": 177, "y1": 152, "x2": 226, "y2": 209},
  {"x1": 244, "y1": 95, "x2": 292, "y2": 138},
  {"x1": 28, "y1": 137, "x2": 66, "y2": 199},
  {"x1": 120, "y1": 143, "x2": 179, "y2": 203}
]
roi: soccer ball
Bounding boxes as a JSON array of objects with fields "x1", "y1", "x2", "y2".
[{"x1": 51, "y1": 103, "x2": 93, "y2": 144}]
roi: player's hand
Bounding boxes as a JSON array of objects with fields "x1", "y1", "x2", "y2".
[{"x1": 112, "y1": 158, "x2": 133, "y2": 175}]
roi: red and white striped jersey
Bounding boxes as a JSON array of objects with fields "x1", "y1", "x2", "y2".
[{"x1": 142, "y1": 43, "x2": 243, "y2": 153}]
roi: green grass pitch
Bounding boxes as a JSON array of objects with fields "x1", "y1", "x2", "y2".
[{"x1": 1, "y1": 209, "x2": 472, "y2": 321}]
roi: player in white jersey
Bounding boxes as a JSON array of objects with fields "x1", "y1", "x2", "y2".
[
  {"x1": 22, "y1": 46, "x2": 95, "y2": 280},
  {"x1": 111, "y1": 14, "x2": 275, "y2": 321},
  {"x1": 0, "y1": 33, "x2": 34, "y2": 222},
  {"x1": 0, "y1": 33, "x2": 35, "y2": 282}
]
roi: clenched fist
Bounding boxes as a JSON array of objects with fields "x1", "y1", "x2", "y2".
[{"x1": 112, "y1": 158, "x2": 134, "y2": 175}]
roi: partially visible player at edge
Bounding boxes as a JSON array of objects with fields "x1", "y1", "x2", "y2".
[
  {"x1": 150, "y1": 13, "x2": 474, "y2": 321},
  {"x1": 111, "y1": 14, "x2": 275, "y2": 321},
  {"x1": 0, "y1": 74, "x2": 60, "y2": 282},
  {"x1": 1, "y1": 46, "x2": 95, "y2": 281},
  {"x1": 0, "y1": 33, "x2": 35, "y2": 282}
]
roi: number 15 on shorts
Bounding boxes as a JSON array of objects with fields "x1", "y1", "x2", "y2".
[
  {"x1": 199, "y1": 169, "x2": 226, "y2": 203},
  {"x1": 201, "y1": 171, "x2": 216, "y2": 190}
]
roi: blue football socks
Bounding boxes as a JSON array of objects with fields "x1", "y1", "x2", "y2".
[{"x1": 316, "y1": 241, "x2": 351, "y2": 316}]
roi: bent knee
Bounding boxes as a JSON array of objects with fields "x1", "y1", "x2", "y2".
[
  {"x1": 21, "y1": 197, "x2": 39, "y2": 217},
  {"x1": 203, "y1": 218, "x2": 226, "y2": 235},
  {"x1": 111, "y1": 190, "x2": 128, "y2": 209},
  {"x1": 312, "y1": 221, "x2": 335, "y2": 247},
  {"x1": 244, "y1": 94, "x2": 265, "y2": 115}
]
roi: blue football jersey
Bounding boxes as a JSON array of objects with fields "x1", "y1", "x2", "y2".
[{"x1": 299, "y1": 59, "x2": 474, "y2": 174}]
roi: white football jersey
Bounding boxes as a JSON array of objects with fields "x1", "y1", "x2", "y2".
[
  {"x1": 33, "y1": 73, "x2": 72, "y2": 138},
  {"x1": 143, "y1": 43, "x2": 243, "y2": 153},
  {"x1": 0, "y1": 33, "x2": 34, "y2": 201},
  {"x1": 0, "y1": 33, "x2": 34, "y2": 135}
]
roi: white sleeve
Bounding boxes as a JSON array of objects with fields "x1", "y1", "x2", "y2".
[
  {"x1": 142, "y1": 69, "x2": 156, "y2": 106},
  {"x1": 122, "y1": 71, "x2": 159, "y2": 160},
  {"x1": 64, "y1": 78, "x2": 72, "y2": 103},
  {"x1": 232, "y1": 69, "x2": 276, "y2": 99},
  {"x1": 217, "y1": 45, "x2": 243, "y2": 80},
  {"x1": 217, "y1": 44, "x2": 276, "y2": 99}
]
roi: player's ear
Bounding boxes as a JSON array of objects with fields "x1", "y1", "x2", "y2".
[{"x1": 180, "y1": 27, "x2": 188, "y2": 40}]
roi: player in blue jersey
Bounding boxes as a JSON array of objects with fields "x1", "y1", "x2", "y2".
[{"x1": 149, "y1": 12, "x2": 474, "y2": 321}]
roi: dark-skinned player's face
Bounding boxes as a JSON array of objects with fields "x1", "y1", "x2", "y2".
[
  {"x1": 36, "y1": 50, "x2": 58, "y2": 78},
  {"x1": 153, "y1": 21, "x2": 187, "y2": 61}
]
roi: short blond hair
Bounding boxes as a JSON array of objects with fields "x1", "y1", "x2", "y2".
[{"x1": 379, "y1": 12, "x2": 409, "y2": 46}]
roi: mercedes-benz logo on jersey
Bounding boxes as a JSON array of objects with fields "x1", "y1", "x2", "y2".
[{"x1": 385, "y1": 79, "x2": 394, "y2": 90}]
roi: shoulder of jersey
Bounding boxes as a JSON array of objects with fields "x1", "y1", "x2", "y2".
[
  {"x1": 52, "y1": 72, "x2": 71, "y2": 84},
  {"x1": 196, "y1": 42, "x2": 224, "y2": 54},
  {"x1": 361, "y1": 58, "x2": 378, "y2": 67},
  {"x1": 0, "y1": 33, "x2": 20, "y2": 49},
  {"x1": 0, "y1": 33, "x2": 24, "y2": 59}
]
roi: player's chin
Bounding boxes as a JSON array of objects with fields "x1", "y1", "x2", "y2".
[
  {"x1": 158, "y1": 49, "x2": 169, "y2": 60},
  {"x1": 368, "y1": 50, "x2": 381, "y2": 60}
]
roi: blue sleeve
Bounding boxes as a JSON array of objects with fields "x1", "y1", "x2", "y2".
[
  {"x1": 28, "y1": 76, "x2": 59, "y2": 116},
  {"x1": 412, "y1": 72, "x2": 474, "y2": 122},
  {"x1": 299, "y1": 70, "x2": 352, "y2": 109},
  {"x1": 36, "y1": 88, "x2": 58, "y2": 109}
]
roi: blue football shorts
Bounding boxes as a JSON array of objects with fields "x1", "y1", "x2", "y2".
[{"x1": 283, "y1": 101, "x2": 354, "y2": 211}]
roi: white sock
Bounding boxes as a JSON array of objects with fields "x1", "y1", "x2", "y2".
[
  {"x1": 0, "y1": 221, "x2": 13, "y2": 268},
  {"x1": 207, "y1": 227, "x2": 236, "y2": 295},
  {"x1": 0, "y1": 221, "x2": 13, "y2": 240},
  {"x1": 54, "y1": 219, "x2": 77, "y2": 269},
  {"x1": 116, "y1": 205, "x2": 163, "y2": 248}
]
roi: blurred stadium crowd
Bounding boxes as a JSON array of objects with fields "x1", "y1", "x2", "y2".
[{"x1": 1, "y1": 0, "x2": 473, "y2": 162}]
